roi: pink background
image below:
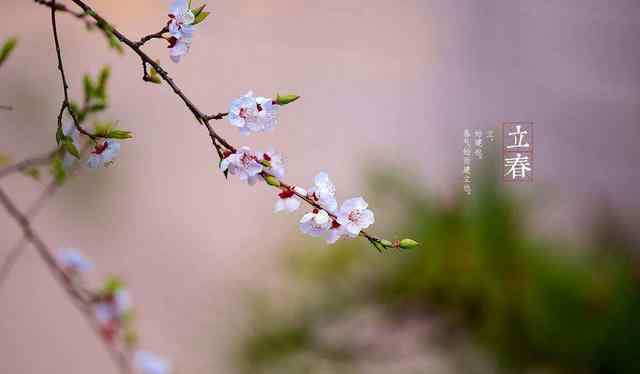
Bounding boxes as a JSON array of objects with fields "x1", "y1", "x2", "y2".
[{"x1": 1, "y1": 0, "x2": 639, "y2": 373}]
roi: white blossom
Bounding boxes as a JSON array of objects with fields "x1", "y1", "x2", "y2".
[
  {"x1": 167, "y1": 0, "x2": 195, "y2": 63},
  {"x1": 324, "y1": 225, "x2": 344, "y2": 244},
  {"x1": 58, "y1": 249, "x2": 92, "y2": 273},
  {"x1": 135, "y1": 351, "x2": 171, "y2": 374},
  {"x1": 114, "y1": 289, "x2": 132, "y2": 317},
  {"x1": 219, "y1": 147, "x2": 263, "y2": 185},
  {"x1": 336, "y1": 197, "x2": 375, "y2": 237},
  {"x1": 258, "y1": 148, "x2": 285, "y2": 179},
  {"x1": 87, "y1": 139, "x2": 121, "y2": 169},
  {"x1": 168, "y1": 0, "x2": 195, "y2": 40},
  {"x1": 300, "y1": 209, "x2": 332, "y2": 237},
  {"x1": 274, "y1": 188, "x2": 300, "y2": 213},
  {"x1": 169, "y1": 37, "x2": 191, "y2": 63},
  {"x1": 308, "y1": 172, "x2": 338, "y2": 213},
  {"x1": 228, "y1": 91, "x2": 278, "y2": 135},
  {"x1": 95, "y1": 289, "x2": 132, "y2": 324}
]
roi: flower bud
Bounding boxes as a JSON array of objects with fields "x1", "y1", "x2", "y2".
[
  {"x1": 259, "y1": 159, "x2": 272, "y2": 168},
  {"x1": 399, "y1": 238, "x2": 419, "y2": 249},
  {"x1": 264, "y1": 175, "x2": 281, "y2": 187},
  {"x1": 275, "y1": 94, "x2": 300, "y2": 106}
]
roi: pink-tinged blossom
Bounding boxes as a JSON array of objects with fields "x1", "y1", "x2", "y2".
[
  {"x1": 219, "y1": 147, "x2": 263, "y2": 185},
  {"x1": 58, "y1": 249, "x2": 92, "y2": 273},
  {"x1": 274, "y1": 188, "x2": 300, "y2": 213},
  {"x1": 228, "y1": 91, "x2": 278, "y2": 135},
  {"x1": 87, "y1": 139, "x2": 121, "y2": 169},
  {"x1": 300, "y1": 209, "x2": 332, "y2": 237},
  {"x1": 258, "y1": 148, "x2": 285, "y2": 179},
  {"x1": 324, "y1": 225, "x2": 344, "y2": 244},
  {"x1": 168, "y1": 0, "x2": 195, "y2": 40},
  {"x1": 336, "y1": 197, "x2": 375, "y2": 237},
  {"x1": 167, "y1": 36, "x2": 191, "y2": 63},
  {"x1": 308, "y1": 172, "x2": 338, "y2": 213},
  {"x1": 135, "y1": 351, "x2": 171, "y2": 374},
  {"x1": 95, "y1": 289, "x2": 132, "y2": 324}
]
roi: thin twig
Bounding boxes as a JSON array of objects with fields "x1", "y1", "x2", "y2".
[
  {"x1": 0, "y1": 104, "x2": 13, "y2": 111},
  {"x1": 40, "y1": 0, "x2": 387, "y2": 247},
  {"x1": 0, "y1": 143, "x2": 89, "y2": 290},
  {"x1": 134, "y1": 26, "x2": 169, "y2": 48},
  {"x1": 0, "y1": 186, "x2": 132, "y2": 374},
  {"x1": 0, "y1": 151, "x2": 55, "y2": 180},
  {"x1": 50, "y1": 0, "x2": 98, "y2": 140}
]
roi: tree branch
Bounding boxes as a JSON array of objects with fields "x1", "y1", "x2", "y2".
[
  {"x1": 0, "y1": 186, "x2": 132, "y2": 374},
  {"x1": 0, "y1": 151, "x2": 55, "y2": 180}
]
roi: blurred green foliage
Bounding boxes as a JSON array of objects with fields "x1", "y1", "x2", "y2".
[{"x1": 239, "y1": 163, "x2": 640, "y2": 374}]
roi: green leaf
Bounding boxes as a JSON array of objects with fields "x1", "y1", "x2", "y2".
[
  {"x1": 0, "y1": 152, "x2": 12, "y2": 167},
  {"x1": 107, "y1": 129, "x2": 133, "y2": 139},
  {"x1": 0, "y1": 37, "x2": 17, "y2": 67},
  {"x1": 87, "y1": 103, "x2": 107, "y2": 113},
  {"x1": 95, "y1": 66, "x2": 111, "y2": 99},
  {"x1": 191, "y1": 4, "x2": 206, "y2": 17},
  {"x1": 192, "y1": 10, "x2": 210, "y2": 25},
  {"x1": 63, "y1": 139, "x2": 81, "y2": 159},
  {"x1": 147, "y1": 65, "x2": 162, "y2": 84},
  {"x1": 275, "y1": 94, "x2": 301, "y2": 106},
  {"x1": 264, "y1": 175, "x2": 281, "y2": 187},
  {"x1": 56, "y1": 126, "x2": 64, "y2": 144},
  {"x1": 94, "y1": 121, "x2": 114, "y2": 136},
  {"x1": 22, "y1": 167, "x2": 41, "y2": 180},
  {"x1": 51, "y1": 156, "x2": 67, "y2": 185},
  {"x1": 83, "y1": 74, "x2": 94, "y2": 101},
  {"x1": 102, "y1": 275, "x2": 125, "y2": 296}
]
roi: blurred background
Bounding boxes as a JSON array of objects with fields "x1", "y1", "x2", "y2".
[{"x1": 1, "y1": 0, "x2": 639, "y2": 373}]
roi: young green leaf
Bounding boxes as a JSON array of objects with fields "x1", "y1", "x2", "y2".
[
  {"x1": 275, "y1": 94, "x2": 301, "y2": 106},
  {"x1": 0, "y1": 37, "x2": 17, "y2": 67},
  {"x1": 83, "y1": 74, "x2": 94, "y2": 101},
  {"x1": 0, "y1": 152, "x2": 12, "y2": 167},
  {"x1": 56, "y1": 126, "x2": 64, "y2": 144},
  {"x1": 94, "y1": 121, "x2": 114, "y2": 137},
  {"x1": 102, "y1": 275, "x2": 125, "y2": 296},
  {"x1": 95, "y1": 66, "x2": 111, "y2": 99},
  {"x1": 107, "y1": 129, "x2": 133, "y2": 139},
  {"x1": 63, "y1": 139, "x2": 81, "y2": 159},
  {"x1": 191, "y1": 4, "x2": 206, "y2": 17},
  {"x1": 51, "y1": 156, "x2": 67, "y2": 185},
  {"x1": 23, "y1": 167, "x2": 41, "y2": 180},
  {"x1": 192, "y1": 10, "x2": 210, "y2": 25}
]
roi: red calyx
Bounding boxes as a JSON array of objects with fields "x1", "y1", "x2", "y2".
[
  {"x1": 167, "y1": 36, "x2": 178, "y2": 48},
  {"x1": 312, "y1": 208, "x2": 319, "y2": 214},
  {"x1": 222, "y1": 150, "x2": 233, "y2": 158},
  {"x1": 331, "y1": 220, "x2": 341, "y2": 229},
  {"x1": 92, "y1": 142, "x2": 108, "y2": 155},
  {"x1": 278, "y1": 189, "x2": 294, "y2": 199},
  {"x1": 256, "y1": 103, "x2": 263, "y2": 112},
  {"x1": 101, "y1": 320, "x2": 119, "y2": 342},
  {"x1": 263, "y1": 153, "x2": 272, "y2": 161}
]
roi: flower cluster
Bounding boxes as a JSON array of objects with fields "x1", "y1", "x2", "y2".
[
  {"x1": 167, "y1": 0, "x2": 195, "y2": 63},
  {"x1": 219, "y1": 146, "x2": 284, "y2": 185},
  {"x1": 166, "y1": 1, "x2": 210, "y2": 63},
  {"x1": 220, "y1": 91, "x2": 381, "y2": 245},
  {"x1": 298, "y1": 174, "x2": 375, "y2": 244},
  {"x1": 56, "y1": 250, "x2": 171, "y2": 374}
]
